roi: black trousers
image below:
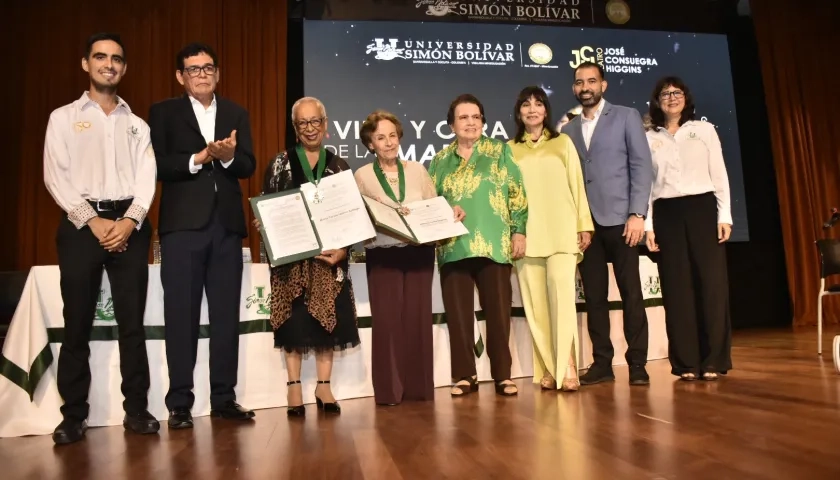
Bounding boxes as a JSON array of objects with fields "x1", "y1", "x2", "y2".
[
  {"x1": 56, "y1": 210, "x2": 152, "y2": 421},
  {"x1": 652, "y1": 193, "x2": 732, "y2": 375},
  {"x1": 161, "y1": 207, "x2": 243, "y2": 411},
  {"x1": 579, "y1": 222, "x2": 649, "y2": 367}
]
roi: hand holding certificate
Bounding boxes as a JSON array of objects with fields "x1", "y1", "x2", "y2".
[
  {"x1": 251, "y1": 169, "x2": 376, "y2": 266},
  {"x1": 362, "y1": 195, "x2": 469, "y2": 244}
]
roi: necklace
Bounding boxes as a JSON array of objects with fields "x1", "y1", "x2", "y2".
[
  {"x1": 373, "y1": 158, "x2": 408, "y2": 215},
  {"x1": 294, "y1": 144, "x2": 327, "y2": 203}
]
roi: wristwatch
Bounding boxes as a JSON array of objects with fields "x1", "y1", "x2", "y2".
[{"x1": 630, "y1": 213, "x2": 645, "y2": 220}]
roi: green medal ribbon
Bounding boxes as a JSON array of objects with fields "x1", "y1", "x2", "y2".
[
  {"x1": 373, "y1": 158, "x2": 405, "y2": 205},
  {"x1": 295, "y1": 144, "x2": 327, "y2": 186}
]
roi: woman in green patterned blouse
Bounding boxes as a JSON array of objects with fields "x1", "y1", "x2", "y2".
[{"x1": 428, "y1": 94, "x2": 528, "y2": 397}]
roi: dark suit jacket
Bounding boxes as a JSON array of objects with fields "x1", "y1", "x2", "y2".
[{"x1": 149, "y1": 95, "x2": 256, "y2": 237}]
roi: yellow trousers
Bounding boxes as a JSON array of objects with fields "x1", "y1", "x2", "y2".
[{"x1": 515, "y1": 254, "x2": 579, "y2": 387}]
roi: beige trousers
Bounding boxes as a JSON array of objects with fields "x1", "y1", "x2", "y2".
[{"x1": 515, "y1": 254, "x2": 579, "y2": 387}]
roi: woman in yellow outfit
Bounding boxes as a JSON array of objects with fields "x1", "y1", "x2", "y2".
[{"x1": 507, "y1": 86, "x2": 594, "y2": 391}]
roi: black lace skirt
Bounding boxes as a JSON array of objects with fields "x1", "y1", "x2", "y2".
[{"x1": 273, "y1": 278, "x2": 361, "y2": 355}]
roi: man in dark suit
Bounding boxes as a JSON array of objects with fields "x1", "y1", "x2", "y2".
[
  {"x1": 561, "y1": 62, "x2": 654, "y2": 386},
  {"x1": 149, "y1": 43, "x2": 256, "y2": 428}
]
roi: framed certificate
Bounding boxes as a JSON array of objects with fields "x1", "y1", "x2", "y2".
[
  {"x1": 250, "y1": 189, "x2": 322, "y2": 266},
  {"x1": 362, "y1": 195, "x2": 469, "y2": 244},
  {"x1": 251, "y1": 170, "x2": 377, "y2": 266}
]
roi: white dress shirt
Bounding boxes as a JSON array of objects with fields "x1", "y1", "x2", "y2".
[
  {"x1": 581, "y1": 97, "x2": 606, "y2": 150},
  {"x1": 187, "y1": 95, "x2": 234, "y2": 176},
  {"x1": 43, "y1": 92, "x2": 156, "y2": 229},
  {"x1": 644, "y1": 120, "x2": 732, "y2": 231}
]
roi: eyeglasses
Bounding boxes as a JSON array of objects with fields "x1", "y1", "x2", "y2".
[
  {"x1": 183, "y1": 64, "x2": 218, "y2": 77},
  {"x1": 294, "y1": 118, "x2": 325, "y2": 130},
  {"x1": 659, "y1": 90, "x2": 684, "y2": 100}
]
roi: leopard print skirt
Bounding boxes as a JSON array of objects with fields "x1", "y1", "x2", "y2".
[{"x1": 269, "y1": 259, "x2": 360, "y2": 355}]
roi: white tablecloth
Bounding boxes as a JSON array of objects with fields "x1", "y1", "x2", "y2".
[{"x1": 0, "y1": 258, "x2": 666, "y2": 437}]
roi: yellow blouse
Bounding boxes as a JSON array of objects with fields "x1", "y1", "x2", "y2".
[{"x1": 507, "y1": 131, "x2": 593, "y2": 260}]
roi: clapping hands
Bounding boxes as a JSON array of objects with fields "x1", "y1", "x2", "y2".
[{"x1": 208, "y1": 130, "x2": 237, "y2": 161}]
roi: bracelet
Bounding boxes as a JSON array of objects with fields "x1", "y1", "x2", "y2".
[{"x1": 117, "y1": 217, "x2": 139, "y2": 226}]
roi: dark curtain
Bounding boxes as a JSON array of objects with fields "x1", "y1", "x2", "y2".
[
  {"x1": 0, "y1": 0, "x2": 288, "y2": 269},
  {"x1": 752, "y1": 0, "x2": 840, "y2": 325}
]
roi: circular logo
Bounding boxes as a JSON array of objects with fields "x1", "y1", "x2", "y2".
[
  {"x1": 528, "y1": 43, "x2": 553, "y2": 65},
  {"x1": 606, "y1": 0, "x2": 631, "y2": 25}
]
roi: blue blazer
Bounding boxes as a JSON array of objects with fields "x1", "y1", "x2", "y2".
[{"x1": 561, "y1": 100, "x2": 653, "y2": 227}]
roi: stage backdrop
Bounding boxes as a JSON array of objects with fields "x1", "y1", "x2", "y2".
[
  {"x1": 295, "y1": 0, "x2": 735, "y2": 33},
  {"x1": 303, "y1": 19, "x2": 749, "y2": 241}
]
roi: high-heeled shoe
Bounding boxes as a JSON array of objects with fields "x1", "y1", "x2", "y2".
[
  {"x1": 314, "y1": 380, "x2": 341, "y2": 414},
  {"x1": 560, "y1": 364, "x2": 580, "y2": 392},
  {"x1": 286, "y1": 380, "x2": 305, "y2": 417},
  {"x1": 540, "y1": 374, "x2": 557, "y2": 390}
]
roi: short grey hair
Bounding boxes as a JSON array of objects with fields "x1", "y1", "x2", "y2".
[{"x1": 291, "y1": 96, "x2": 327, "y2": 122}]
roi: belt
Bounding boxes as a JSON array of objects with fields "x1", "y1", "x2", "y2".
[{"x1": 88, "y1": 198, "x2": 134, "y2": 212}]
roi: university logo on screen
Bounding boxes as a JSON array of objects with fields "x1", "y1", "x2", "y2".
[
  {"x1": 416, "y1": 0, "x2": 584, "y2": 24},
  {"x1": 366, "y1": 38, "x2": 516, "y2": 66},
  {"x1": 569, "y1": 45, "x2": 658, "y2": 74}
]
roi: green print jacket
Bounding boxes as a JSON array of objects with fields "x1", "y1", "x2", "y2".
[{"x1": 428, "y1": 135, "x2": 528, "y2": 266}]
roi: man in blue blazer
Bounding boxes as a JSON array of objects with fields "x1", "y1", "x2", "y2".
[{"x1": 561, "y1": 62, "x2": 654, "y2": 386}]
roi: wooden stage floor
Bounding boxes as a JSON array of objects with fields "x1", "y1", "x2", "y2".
[{"x1": 3, "y1": 327, "x2": 840, "y2": 480}]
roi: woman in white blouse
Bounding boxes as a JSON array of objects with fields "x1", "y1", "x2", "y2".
[
  {"x1": 644, "y1": 77, "x2": 733, "y2": 382},
  {"x1": 354, "y1": 109, "x2": 465, "y2": 405}
]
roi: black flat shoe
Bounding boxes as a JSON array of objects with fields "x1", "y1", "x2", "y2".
[
  {"x1": 579, "y1": 365, "x2": 615, "y2": 385},
  {"x1": 315, "y1": 380, "x2": 341, "y2": 414},
  {"x1": 286, "y1": 380, "x2": 305, "y2": 417},
  {"x1": 53, "y1": 418, "x2": 87, "y2": 445},
  {"x1": 124, "y1": 410, "x2": 160, "y2": 435},
  {"x1": 629, "y1": 365, "x2": 650, "y2": 386},
  {"x1": 168, "y1": 408, "x2": 193, "y2": 429},
  {"x1": 210, "y1": 401, "x2": 255, "y2": 421}
]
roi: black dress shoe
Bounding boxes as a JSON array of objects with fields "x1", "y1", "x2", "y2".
[
  {"x1": 124, "y1": 410, "x2": 160, "y2": 434},
  {"x1": 168, "y1": 408, "x2": 193, "y2": 429},
  {"x1": 629, "y1": 365, "x2": 650, "y2": 385},
  {"x1": 315, "y1": 380, "x2": 341, "y2": 414},
  {"x1": 53, "y1": 418, "x2": 87, "y2": 445},
  {"x1": 211, "y1": 401, "x2": 256, "y2": 420},
  {"x1": 579, "y1": 366, "x2": 615, "y2": 385}
]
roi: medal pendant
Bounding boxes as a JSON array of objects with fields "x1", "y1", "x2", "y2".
[{"x1": 311, "y1": 187, "x2": 324, "y2": 204}]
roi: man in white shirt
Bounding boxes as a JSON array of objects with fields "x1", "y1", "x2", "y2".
[
  {"x1": 149, "y1": 43, "x2": 256, "y2": 428},
  {"x1": 43, "y1": 32, "x2": 159, "y2": 445}
]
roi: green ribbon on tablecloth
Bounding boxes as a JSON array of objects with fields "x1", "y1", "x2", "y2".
[{"x1": 0, "y1": 299, "x2": 663, "y2": 398}]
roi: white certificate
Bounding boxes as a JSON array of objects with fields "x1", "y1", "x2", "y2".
[
  {"x1": 300, "y1": 169, "x2": 377, "y2": 250},
  {"x1": 251, "y1": 192, "x2": 321, "y2": 265},
  {"x1": 401, "y1": 196, "x2": 469, "y2": 244}
]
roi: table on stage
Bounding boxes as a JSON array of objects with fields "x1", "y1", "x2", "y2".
[{"x1": 0, "y1": 257, "x2": 667, "y2": 438}]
